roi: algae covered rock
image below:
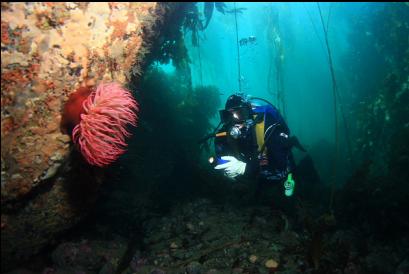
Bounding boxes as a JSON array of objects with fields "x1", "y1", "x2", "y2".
[{"x1": 1, "y1": 2, "x2": 181, "y2": 271}]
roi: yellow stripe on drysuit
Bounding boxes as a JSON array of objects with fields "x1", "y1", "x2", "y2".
[
  {"x1": 255, "y1": 114, "x2": 265, "y2": 153},
  {"x1": 216, "y1": 131, "x2": 227, "y2": 137}
]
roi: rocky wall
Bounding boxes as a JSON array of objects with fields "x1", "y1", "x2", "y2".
[{"x1": 1, "y1": 2, "x2": 178, "y2": 271}]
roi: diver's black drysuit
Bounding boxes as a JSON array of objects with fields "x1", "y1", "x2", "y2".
[{"x1": 214, "y1": 104, "x2": 299, "y2": 184}]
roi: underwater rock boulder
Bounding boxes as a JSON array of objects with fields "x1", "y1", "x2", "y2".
[{"x1": 1, "y1": 2, "x2": 181, "y2": 271}]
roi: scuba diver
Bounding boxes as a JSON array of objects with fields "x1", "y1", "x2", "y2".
[{"x1": 209, "y1": 93, "x2": 306, "y2": 197}]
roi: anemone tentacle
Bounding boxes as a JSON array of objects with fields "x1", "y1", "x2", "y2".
[{"x1": 72, "y1": 82, "x2": 139, "y2": 167}]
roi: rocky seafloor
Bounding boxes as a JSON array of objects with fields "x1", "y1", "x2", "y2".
[{"x1": 6, "y1": 198, "x2": 409, "y2": 274}]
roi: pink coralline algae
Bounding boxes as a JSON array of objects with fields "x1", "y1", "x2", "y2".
[{"x1": 62, "y1": 82, "x2": 139, "y2": 167}]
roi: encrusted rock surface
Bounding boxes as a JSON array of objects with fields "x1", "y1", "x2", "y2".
[{"x1": 1, "y1": 2, "x2": 176, "y2": 271}]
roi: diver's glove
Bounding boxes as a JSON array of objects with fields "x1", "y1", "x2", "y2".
[
  {"x1": 214, "y1": 156, "x2": 246, "y2": 179},
  {"x1": 284, "y1": 173, "x2": 295, "y2": 197}
]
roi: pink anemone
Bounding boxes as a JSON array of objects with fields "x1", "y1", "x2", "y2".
[{"x1": 61, "y1": 82, "x2": 139, "y2": 167}]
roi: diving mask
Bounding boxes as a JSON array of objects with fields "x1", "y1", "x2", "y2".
[{"x1": 219, "y1": 106, "x2": 252, "y2": 125}]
